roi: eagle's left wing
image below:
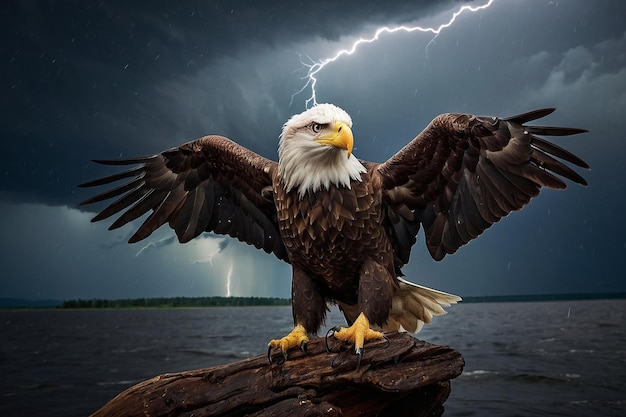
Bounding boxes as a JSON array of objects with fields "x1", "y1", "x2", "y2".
[
  {"x1": 376, "y1": 108, "x2": 589, "y2": 262},
  {"x1": 79, "y1": 135, "x2": 289, "y2": 262}
]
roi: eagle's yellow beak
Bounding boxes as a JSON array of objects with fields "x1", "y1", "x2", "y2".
[{"x1": 315, "y1": 121, "x2": 354, "y2": 158}]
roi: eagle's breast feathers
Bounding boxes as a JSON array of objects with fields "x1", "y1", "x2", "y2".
[{"x1": 274, "y1": 170, "x2": 390, "y2": 266}]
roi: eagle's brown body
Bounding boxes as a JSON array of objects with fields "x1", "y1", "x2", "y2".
[
  {"x1": 79, "y1": 104, "x2": 588, "y2": 358},
  {"x1": 275, "y1": 169, "x2": 396, "y2": 331}
]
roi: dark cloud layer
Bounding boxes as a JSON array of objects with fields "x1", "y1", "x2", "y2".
[
  {"x1": 1, "y1": 0, "x2": 495, "y2": 204},
  {"x1": 1, "y1": 0, "x2": 625, "y2": 300}
]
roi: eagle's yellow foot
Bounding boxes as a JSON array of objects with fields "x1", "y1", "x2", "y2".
[
  {"x1": 267, "y1": 324, "x2": 309, "y2": 364},
  {"x1": 325, "y1": 312, "x2": 388, "y2": 370}
]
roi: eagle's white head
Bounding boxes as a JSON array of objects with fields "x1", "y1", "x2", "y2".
[{"x1": 278, "y1": 103, "x2": 367, "y2": 198}]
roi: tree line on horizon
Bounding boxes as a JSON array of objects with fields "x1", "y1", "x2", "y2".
[{"x1": 60, "y1": 296, "x2": 291, "y2": 309}]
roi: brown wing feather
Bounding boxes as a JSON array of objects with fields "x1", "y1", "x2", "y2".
[
  {"x1": 79, "y1": 135, "x2": 288, "y2": 262},
  {"x1": 377, "y1": 108, "x2": 589, "y2": 262}
]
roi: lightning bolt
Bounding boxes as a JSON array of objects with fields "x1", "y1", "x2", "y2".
[
  {"x1": 292, "y1": 0, "x2": 496, "y2": 108},
  {"x1": 225, "y1": 259, "x2": 233, "y2": 297}
]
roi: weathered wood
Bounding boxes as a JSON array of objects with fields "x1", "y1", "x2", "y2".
[{"x1": 91, "y1": 332, "x2": 464, "y2": 417}]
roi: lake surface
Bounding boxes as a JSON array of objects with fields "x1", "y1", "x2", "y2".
[{"x1": 1, "y1": 300, "x2": 625, "y2": 416}]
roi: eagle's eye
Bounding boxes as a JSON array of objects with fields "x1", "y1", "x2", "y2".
[{"x1": 310, "y1": 123, "x2": 324, "y2": 134}]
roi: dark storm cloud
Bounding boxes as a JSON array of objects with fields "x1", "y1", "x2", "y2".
[
  {"x1": 1, "y1": 0, "x2": 625, "y2": 300},
  {"x1": 2, "y1": 0, "x2": 467, "y2": 205},
  {"x1": 0, "y1": 199, "x2": 291, "y2": 299}
]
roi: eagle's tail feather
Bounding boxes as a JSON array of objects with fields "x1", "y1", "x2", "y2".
[
  {"x1": 334, "y1": 278, "x2": 460, "y2": 333},
  {"x1": 385, "y1": 278, "x2": 461, "y2": 333}
]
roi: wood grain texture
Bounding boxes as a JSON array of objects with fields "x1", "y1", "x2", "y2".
[{"x1": 91, "y1": 332, "x2": 464, "y2": 417}]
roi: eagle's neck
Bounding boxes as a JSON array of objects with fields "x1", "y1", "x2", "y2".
[{"x1": 278, "y1": 139, "x2": 367, "y2": 198}]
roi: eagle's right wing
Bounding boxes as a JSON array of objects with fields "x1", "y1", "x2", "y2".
[{"x1": 79, "y1": 135, "x2": 289, "y2": 262}]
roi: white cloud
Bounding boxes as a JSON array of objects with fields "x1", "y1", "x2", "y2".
[{"x1": 192, "y1": 236, "x2": 227, "y2": 266}]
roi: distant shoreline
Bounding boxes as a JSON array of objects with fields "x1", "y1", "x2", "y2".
[
  {"x1": 0, "y1": 296, "x2": 290, "y2": 310},
  {"x1": 58, "y1": 296, "x2": 291, "y2": 309},
  {"x1": 459, "y1": 292, "x2": 626, "y2": 303},
  {"x1": 1, "y1": 292, "x2": 625, "y2": 310}
]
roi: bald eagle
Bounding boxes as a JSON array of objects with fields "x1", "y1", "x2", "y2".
[{"x1": 79, "y1": 104, "x2": 588, "y2": 365}]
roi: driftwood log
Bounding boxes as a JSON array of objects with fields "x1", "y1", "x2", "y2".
[{"x1": 92, "y1": 332, "x2": 464, "y2": 417}]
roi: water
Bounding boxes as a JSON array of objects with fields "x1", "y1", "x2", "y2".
[
  {"x1": 420, "y1": 300, "x2": 626, "y2": 416},
  {"x1": 1, "y1": 300, "x2": 624, "y2": 416}
]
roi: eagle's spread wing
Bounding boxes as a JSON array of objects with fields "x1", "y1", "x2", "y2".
[
  {"x1": 377, "y1": 108, "x2": 589, "y2": 262},
  {"x1": 79, "y1": 135, "x2": 288, "y2": 262}
]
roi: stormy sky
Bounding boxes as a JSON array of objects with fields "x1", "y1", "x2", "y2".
[{"x1": 2, "y1": 0, "x2": 625, "y2": 301}]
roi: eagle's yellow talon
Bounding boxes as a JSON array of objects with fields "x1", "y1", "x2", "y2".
[
  {"x1": 267, "y1": 324, "x2": 309, "y2": 364},
  {"x1": 327, "y1": 313, "x2": 383, "y2": 369}
]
